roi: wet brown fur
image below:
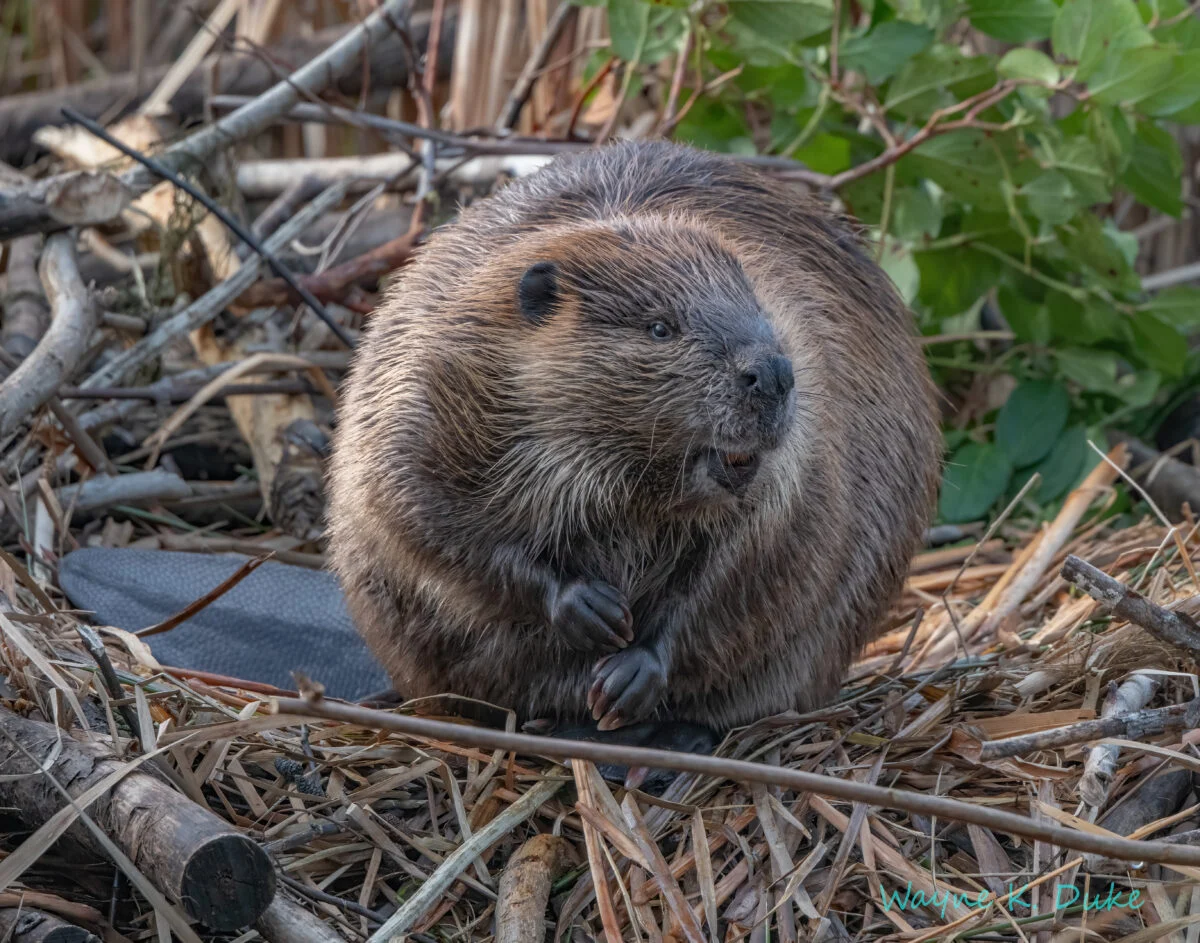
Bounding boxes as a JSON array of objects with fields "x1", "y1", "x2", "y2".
[{"x1": 328, "y1": 141, "x2": 941, "y2": 731}]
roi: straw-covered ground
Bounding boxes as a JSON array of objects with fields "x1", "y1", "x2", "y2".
[
  {"x1": 1, "y1": 1, "x2": 1200, "y2": 940},
  {"x1": 3, "y1": 447, "x2": 1200, "y2": 942}
]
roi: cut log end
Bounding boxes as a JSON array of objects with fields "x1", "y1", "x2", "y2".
[{"x1": 179, "y1": 835, "x2": 276, "y2": 931}]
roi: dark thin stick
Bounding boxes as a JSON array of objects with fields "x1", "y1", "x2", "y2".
[
  {"x1": 59, "y1": 107, "x2": 355, "y2": 348},
  {"x1": 278, "y1": 874, "x2": 385, "y2": 925},
  {"x1": 137, "y1": 554, "x2": 273, "y2": 638},
  {"x1": 1061, "y1": 554, "x2": 1200, "y2": 655},
  {"x1": 273, "y1": 693, "x2": 1200, "y2": 867},
  {"x1": 75, "y1": 623, "x2": 143, "y2": 742}
]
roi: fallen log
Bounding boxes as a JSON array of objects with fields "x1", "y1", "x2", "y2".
[
  {"x1": 0, "y1": 908, "x2": 99, "y2": 943},
  {"x1": 0, "y1": 706, "x2": 275, "y2": 931},
  {"x1": 0, "y1": 10, "x2": 456, "y2": 167}
]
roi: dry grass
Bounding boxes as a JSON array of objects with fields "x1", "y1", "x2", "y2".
[{"x1": 2, "y1": 470, "x2": 1200, "y2": 941}]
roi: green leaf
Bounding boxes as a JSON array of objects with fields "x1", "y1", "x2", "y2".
[
  {"x1": 1121, "y1": 120, "x2": 1184, "y2": 217},
  {"x1": 1029, "y1": 424, "x2": 1089, "y2": 502},
  {"x1": 998, "y1": 48, "x2": 1060, "y2": 86},
  {"x1": 673, "y1": 98, "x2": 753, "y2": 152},
  {"x1": 1044, "y1": 137, "x2": 1111, "y2": 205},
  {"x1": 1056, "y1": 348, "x2": 1120, "y2": 391},
  {"x1": 839, "y1": 21, "x2": 934, "y2": 83},
  {"x1": 907, "y1": 130, "x2": 1012, "y2": 209},
  {"x1": 998, "y1": 286, "x2": 1053, "y2": 345},
  {"x1": 1140, "y1": 51, "x2": 1200, "y2": 117},
  {"x1": 891, "y1": 184, "x2": 943, "y2": 240},
  {"x1": 1048, "y1": 295, "x2": 1123, "y2": 345},
  {"x1": 917, "y1": 248, "x2": 1004, "y2": 318},
  {"x1": 791, "y1": 133, "x2": 853, "y2": 174},
  {"x1": 939, "y1": 442, "x2": 1014, "y2": 522},
  {"x1": 1115, "y1": 369, "x2": 1161, "y2": 406},
  {"x1": 1087, "y1": 45, "x2": 1175, "y2": 105},
  {"x1": 879, "y1": 240, "x2": 920, "y2": 303},
  {"x1": 1060, "y1": 214, "x2": 1138, "y2": 293},
  {"x1": 885, "y1": 46, "x2": 996, "y2": 119},
  {"x1": 606, "y1": 0, "x2": 686, "y2": 63},
  {"x1": 967, "y1": 0, "x2": 1057, "y2": 43},
  {"x1": 607, "y1": 0, "x2": 649, "y2": 61},
  {"x1": 728, "y1": 0, "x2": 833, "y2": 43},
  {"x1": 1147, "y1": 287, "x2": 1200, "y2": 332},
  {"x1": 995, "y1": 380, "x2": 1071, "y2": 467},
  {"x1": 1052, "y1": 0, "x2": 1152, "y2": 81},
  {"x1": 1131, "y1": 310, "x2": 1188, "y2": 377},
  {"x1": 1021, "y1": 170, "x2": 1080, "y2": 225}
]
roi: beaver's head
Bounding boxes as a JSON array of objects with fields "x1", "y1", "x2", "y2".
[{"x1": 494, "y1": 217, "x2": 801, "y2": 509}]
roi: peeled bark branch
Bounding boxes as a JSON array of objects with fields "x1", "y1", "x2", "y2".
[
  {"x1": 0, "y1": 11, "x2": 455, "y2": 168},
  {"x1": 0, "y1": 707, "x2": 274, "y2": 931},
  {"x1": 1, "y1": 0, "x2": 414, "y2": 241},
  {"x1": 1061, "y1": 554, "x2": 1200, "y2": 656},
  {"x1": 0, "y1": 234, "x2": 95, "y2": 441}
]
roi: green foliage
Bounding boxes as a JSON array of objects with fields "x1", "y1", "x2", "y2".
[{"x1": 588, "y1": 0, "x2": 1200, "y2": 525}]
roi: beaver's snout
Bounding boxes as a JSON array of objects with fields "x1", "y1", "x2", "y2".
[{"x1": 737, "y1": 351, "x2": 795, "y2": 403}]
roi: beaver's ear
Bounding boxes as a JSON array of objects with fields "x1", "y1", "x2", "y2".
[{"x1": 517, "y1": 262, "x2": 559, "y2": 325}]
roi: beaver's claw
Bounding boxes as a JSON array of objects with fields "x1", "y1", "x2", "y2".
[
  {"x1": 588, "y1": 646, "x2": 667, "y2": 730},
  {"x1": 550, "y1": 579, "x2": 633, "y2": 654}
]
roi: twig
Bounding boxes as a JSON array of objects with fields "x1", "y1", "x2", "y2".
[
  {"x1": 365, "y1": 778, "x2": 564, "y2": 941},
  {"x1": 974, "y1": 444, "x2": 1127, "y2": 641},
  {"x1": 1, "y1": 0, "x2": 413, "y2": 240},
  {"x1": 0, "y1": 234, "x2": 95, "y2": 441},
  {"x1": 976, "y1": 693, "x2": 1196, "y2": 761},
  {"x1": 495, "y1": 834, "x2": 575, "y2": 943},
  {"x1": 1061, "y1": 554, "x2": 1200, "y2": 655},
  {"x1": 75, "y1": 622, "x2": 143, "y2": 745},
  {"x1": 60, "y1": 107, "x2": 354, "y2": 348},
  {"x1": 80, "y1": 179, "x2": 350, "y2": 390},
  {"x1": 496, "y1": 2, "x2": 578, "y2": 131},
  {"x1": 55, "y1": 470, "x2": 191, "y2": 514},
  {"x1": 0, "y1": 232, "x2": 48, "y2": 358},
  {"x1": 62, "y1": 379, "x2": 321, "y2": 402},
  {"x1": 272, "y1": 694, "x2": 1200, "y2": 866},
  {"x1": 137, "y1": 554, "x2": 271, "y2": 638}
]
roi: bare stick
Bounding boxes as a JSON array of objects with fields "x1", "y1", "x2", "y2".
[
  {"x1": 1, "y1": 0, "x2": 412, "y2": 240},
  {"x1": 80, "y1": 179, "x2": 349, "y2": 390},
  {"x1": 366, "y1": 778, "x2": 564, "y2": 941},
  {"x1": 272, "y1": 694, "x2": 1200, "y2": 866},
  {"x1": 60, "y1": 108, "x2": 353, "y2": 348},
  {"x1": 0, "y1": 707, "x2": 274, "y2": 930},
  {"x1": 977, "y1": 695, "x2": 1199, "y2": 760},
  {"x1": 55, "y1": 470, "x2": 192, "y2": 514},
  {"x1": 496, "y1": 2, "x2": 578, "y2": 131},
  {"x1": 1080, "y1": 673, "x2": 1160, "y2": 807},
  {"x1": 495, "y1": 834, "x2": 575, "y2": 943},
  {"x1": 1061, "y1": 554, "x2": 1200, "y2": 656},
  {"x1": 974, "y1": 445, "x2": 1126, "y2": 641},
  {"x1": 0, "y1": 234, "x2": 95, "y2": 441}
]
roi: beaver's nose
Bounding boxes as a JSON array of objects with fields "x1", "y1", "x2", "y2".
[{"x1": 738, "y1": 353, "x2": 795, "y2": 401}]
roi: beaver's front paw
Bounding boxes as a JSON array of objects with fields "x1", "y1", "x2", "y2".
[
  {"x1": 550, "y1": 579, "x2": 633, "y2": 654},
  {"x1": 588, "y1": 646, "x2": 667, "y2": 730}
]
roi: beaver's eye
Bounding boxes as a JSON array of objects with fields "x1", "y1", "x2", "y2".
[{"x1": 648, "y1": 321, "x2": 674, "y2": 341}]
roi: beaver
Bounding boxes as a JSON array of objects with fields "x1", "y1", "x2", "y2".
[{"x1": 327, "y1": 140, "x2": 941, "y2": 740}]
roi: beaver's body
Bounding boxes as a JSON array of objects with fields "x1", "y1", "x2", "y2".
[{"x1": 328, "y1": 141, "x2": 940, "y2": 732}]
